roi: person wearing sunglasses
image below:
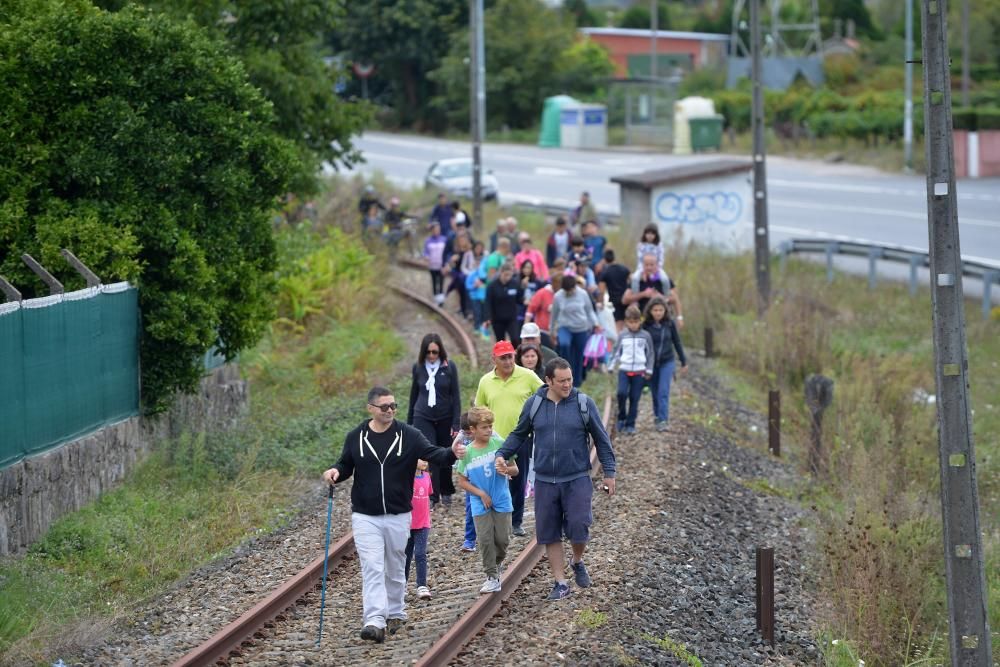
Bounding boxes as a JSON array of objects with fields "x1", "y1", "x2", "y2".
[
  {"x1": 407, "y1": 333, "x2": 462, "y2": 511},
  {"x1": 322, "y1": 386, "x2": 468, "y2": 643}
]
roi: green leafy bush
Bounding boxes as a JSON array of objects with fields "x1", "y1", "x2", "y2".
[
  {"x1": 978, "y1": 108, "x2": 1000, "y2": 130},
  {"x1": 711, "y1": 87, "x2": 924, "y2": 143},
  {"x1": 951, "y1": 107, "x2": 1000, "y2": 131},
  {"x1": 0, "y1": 2, "x2": 299, "y2": 411}
]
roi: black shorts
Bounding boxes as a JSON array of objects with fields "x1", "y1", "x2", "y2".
[{"x1": 612, "y1": 303, "x2": 627, "y2": 322}]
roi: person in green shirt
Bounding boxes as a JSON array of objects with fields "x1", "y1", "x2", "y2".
[
  {"x1": 474, "y1": 340, "x2": 544, "y2": 536},
  {"x1": 484, "y1": 236, "x2": 512, "y2": 281}
]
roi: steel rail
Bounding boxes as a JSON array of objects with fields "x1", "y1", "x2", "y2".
[
  {"x1": 415, "y1": 395, "x2": 615, "y2": 667},
  {"x1": 170, "y1": 282, "x2": 479, "y2": 667},
  {"x1": 169, "y1": 532, "x2": 354, "y2": 667},
  {"x1": 389, "y1": 280, "x2": 479, "y2": 368}
]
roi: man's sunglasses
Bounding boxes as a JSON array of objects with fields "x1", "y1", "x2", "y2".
[{"x1": 369, "y1": 402, "x2": 398, "y2": 412}]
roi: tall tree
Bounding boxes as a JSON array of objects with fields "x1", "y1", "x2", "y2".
[
  {"x1": 0, "y1": 0, "x2": 299, "y2": 410},
  {"x1": 618, "y1": 2, "x2": 672, "y2": 30},
  {"x1": 820, "y1": 0, "x2": 882, "y2": 39},
  {"x1": 563, "y1": 0, "x2": 601, "y2": 27},
  {"x1": 429, "y1": 0, "x2": 614, "y2": 131},
  {"x1": 331, "y1": 0, "x2": 467, "y2": 130},
  {"x1": 95, "y1": 0, "x2": 371, "y2": 194}
]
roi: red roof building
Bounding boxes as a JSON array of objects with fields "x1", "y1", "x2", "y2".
[{"x1": 580, "y1": 27, "x2": 730, "y2": 78}]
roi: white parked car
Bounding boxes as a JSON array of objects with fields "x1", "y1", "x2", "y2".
[{"x1": 424, "y1": 157, "x2": 499, "y2": 201}]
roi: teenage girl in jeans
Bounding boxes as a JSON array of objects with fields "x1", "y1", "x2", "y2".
[{"x1": 642, "y1": 295, "x2": 688, "y2": 432}]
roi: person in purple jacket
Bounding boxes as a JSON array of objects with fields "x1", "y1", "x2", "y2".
[{"x1": 423, "y1": 222, "x2": 448, "y2": 305}]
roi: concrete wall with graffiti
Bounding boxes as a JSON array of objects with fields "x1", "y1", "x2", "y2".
[{"x1": 651, "y1": 172, "x2": 753, "y2": 250}]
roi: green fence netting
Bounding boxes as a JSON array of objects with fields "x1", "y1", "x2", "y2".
[{"x1": 0, "y1": 284, "x2": 139, "y2": 468}]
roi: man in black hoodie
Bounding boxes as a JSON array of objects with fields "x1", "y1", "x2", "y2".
[
  {"x1": 483, "y1": 262, "x2": 523, "y2": 347},
  {"x1": 323, "y1": 386, "x2": 468, "y2": 643}
]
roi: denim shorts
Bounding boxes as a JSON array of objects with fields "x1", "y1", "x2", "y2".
[{"x1": 534, "y1": 476, "x2": 593, "y2": 545}]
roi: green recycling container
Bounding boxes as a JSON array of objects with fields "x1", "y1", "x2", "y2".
[{"x1": 688, "y1": 115, "x2": 724, "y2": 152}]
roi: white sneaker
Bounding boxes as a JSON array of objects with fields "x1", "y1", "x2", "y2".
[
  {"x1": 416, "y1": 585, "x2": 432, "y2": 600},
  {"x1": 479, "y1": 577, "x2": 501, "y2": 594}
]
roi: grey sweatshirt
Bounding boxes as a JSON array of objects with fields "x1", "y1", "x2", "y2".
[{"x1": 551, "y1": 288, "x2": 598, "y2": 333}]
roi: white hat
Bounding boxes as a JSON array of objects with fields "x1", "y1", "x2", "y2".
[{"x1": 520, "y1": 322, "x2": 541, "y2": 339}]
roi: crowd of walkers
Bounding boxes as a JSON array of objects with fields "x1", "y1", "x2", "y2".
[
  {"x1": 323, "y1": 188, "x2": 688, "y2": 643},
  {"x1": 322, "y1": 345, "x2": 616, "y2": 643}
]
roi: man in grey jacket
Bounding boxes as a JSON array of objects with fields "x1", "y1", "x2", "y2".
[{"x1": 495, "y1": 358, "x2": 616, "y2": 601}]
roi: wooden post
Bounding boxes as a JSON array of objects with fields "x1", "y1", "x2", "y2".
[
  {"x1": 804, "y1": 375, "x2": 834, "y2": 477},
  {"x1": 756, "y1": 547, "x2": 775, "y2": 646},
  {"x1": 768, "y1": 389, "x2": 780, "y2": 456}
]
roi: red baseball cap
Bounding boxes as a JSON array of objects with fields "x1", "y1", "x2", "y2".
[{"x1": 492, "y1": 340, "x2": 515, "y2": 357}]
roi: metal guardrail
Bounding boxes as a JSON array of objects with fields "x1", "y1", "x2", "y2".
[{"x1": 777, "y1": 238, "x2": 1000, "y2": 320}]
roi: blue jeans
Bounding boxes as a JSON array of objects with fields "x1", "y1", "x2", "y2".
[
  {"x1": 650, "y1": 360, "x2": 677, "y2": 423},
  {"x1": 464, "y1": 492, "x2": 477, "y2": 545},
  {"x1": 405, "y1": 527, "x2": 429, "y2": 586},
  {"x1": 471, "y1": 299, "x2": 485, "y2": 329},
  {"x1": 557, "y1": 328, "x2": 590, "y2": 387},
  {"x1": 616, "y1": 371, "x2": 645, "y2": 428}
]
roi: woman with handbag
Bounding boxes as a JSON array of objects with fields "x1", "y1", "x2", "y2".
[
  {"x1": 407, "y1": 334, "x2": 463, "y2": 508},
  {"x1": 550, "y1": 274, "x2": 602, "y2": 388}
]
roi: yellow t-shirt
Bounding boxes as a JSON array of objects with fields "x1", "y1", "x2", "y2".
[{"x1": 474, "y1": 365, "x2": 544, "y2": 438}]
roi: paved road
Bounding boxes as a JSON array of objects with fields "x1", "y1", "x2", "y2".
[{"x1": 348, "y1": 131, "x2": 1000, "y2": 264}]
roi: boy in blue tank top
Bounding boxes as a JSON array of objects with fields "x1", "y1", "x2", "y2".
[{"x1": 456, "y1": 406, "x2": 519, "y2": 594}]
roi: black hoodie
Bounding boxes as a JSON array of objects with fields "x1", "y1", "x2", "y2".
[
  {"x1": 331, "y1": 420, "x2": 457, "y2": 515},
  {"x1": 484, "y1": 276, "x2": 523, "y2": 322}
]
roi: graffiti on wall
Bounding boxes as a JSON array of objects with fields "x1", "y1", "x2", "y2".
[{"x1": 655, "y1": 191, "x2": 743, "y2": 225}]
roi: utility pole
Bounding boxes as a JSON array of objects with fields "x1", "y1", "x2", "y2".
[
  {"x1": 650, "y1": 0, "x2": 658, "y2": 125},
  {"x1": 750, "y1": 0, "x2": 770, "y2": 314},
  {"x1": 921, "y1": 0, "x2": 992, "y2": 663},
  {"x1": 961, "y1": 0, "x2": 970, "y2": 107},
  {"x1": 469, "y1": 0, "x2": 485, "y2": 236},
  {"x1": 650, "y1": 0, "x2": 658, "y2": 81},
  {"x1": 904, "y1": 0, "x2": 914, "y2": 172}
]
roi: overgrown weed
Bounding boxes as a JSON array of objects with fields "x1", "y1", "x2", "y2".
[
  {"x1": 688, "y1": 248, "x2": 996, "y2": 665},
  {"x1": 642, "y1": 632, "x2": 704, "y2": 666}
]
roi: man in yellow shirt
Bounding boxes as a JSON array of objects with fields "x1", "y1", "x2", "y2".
[{"x1": 474, "y1": 340, "x2": 544, "y2": 536}]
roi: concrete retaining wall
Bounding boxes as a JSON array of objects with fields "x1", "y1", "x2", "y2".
[{"x1": 0, "y1": 364, "x2": 248, "y2": 556}]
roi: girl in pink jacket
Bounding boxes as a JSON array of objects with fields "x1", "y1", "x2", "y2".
[{"x1": 405, "y1": 459, "x2": 434, "y2": 599}]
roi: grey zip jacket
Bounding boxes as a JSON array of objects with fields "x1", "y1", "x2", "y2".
[{"x1": 498, "y1": 386, "x2": 615, "y2": 484}]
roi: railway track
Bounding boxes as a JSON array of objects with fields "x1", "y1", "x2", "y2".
[{"x1": 168, "y1": 280, "x2": 612, "y2": 667}]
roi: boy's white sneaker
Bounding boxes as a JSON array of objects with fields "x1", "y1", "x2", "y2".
[
  {"x1": 479, "y1": 577, "x2": 501, "y2": 594},
  {"x1": 416, "y1": 585, "x2": 432, "y2": 600}
]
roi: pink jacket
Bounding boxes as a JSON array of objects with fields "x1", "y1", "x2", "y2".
[
  {"x1": 514, "y1": 248, "x2": 549, "y2": 280},
  {"x1": 411, "y1": 472, "x2": 432, "y2": 529}
]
